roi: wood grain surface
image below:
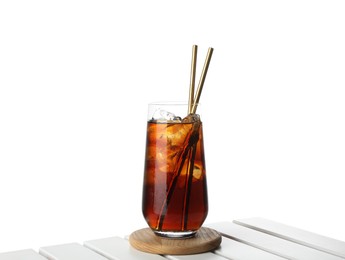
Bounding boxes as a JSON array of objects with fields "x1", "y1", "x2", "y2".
[{"x1": 129, "y1": 227, "x2": 222, "y2": 255}]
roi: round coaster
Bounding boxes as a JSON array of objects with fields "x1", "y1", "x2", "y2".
[{"x1": 129, "y1": 227, "x2": 222, "y2": 255}]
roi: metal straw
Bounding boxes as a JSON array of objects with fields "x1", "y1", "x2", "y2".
[
  {"x1": 188, "y1": 45, "x2": 198, "y2": 114},
  {"x1": 191, "y1": 47, "x2": 214, "y2": 114}
]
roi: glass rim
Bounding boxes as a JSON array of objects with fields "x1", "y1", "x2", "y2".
[{"x1": 148, "y1": 101, "x2": 201, "y2": 106}]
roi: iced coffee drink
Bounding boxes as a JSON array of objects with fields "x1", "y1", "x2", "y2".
[{"x1": 142, "y1": 104, "x2": 208, "y2": 238}]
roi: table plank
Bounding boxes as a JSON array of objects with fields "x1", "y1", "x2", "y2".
[
  {"x1": 84, "y1": 236, "x2": 165, "y2": 260},
  {"x1": 208, "y1": 222, "x2": 345, "y2": 260},
  {"x1": 0, "y1": 249, "x2": 47, "y2": 260},
  {"x1": 214, "y1": 237, "x2": 288, "y2": 260},
  {"x1": 86, "y1": 236, "x2": 228, "y2": 260},
  {"x1": 39, "y1": 243, "x2": 108, "y2": 260},
  {"x1": 165, "y1": 252, "x2": 227, "y2": 260},
  {"x1": 234, "y1": 217, "x2": 345, "y2": 259}
]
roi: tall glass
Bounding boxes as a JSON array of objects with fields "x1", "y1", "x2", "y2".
[{"x1": 142, "y1": 102, "x2": 208, "y2": 238}]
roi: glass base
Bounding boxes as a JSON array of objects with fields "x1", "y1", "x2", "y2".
[{"x1": 153, "y1": 230, "x2": 197, "y2": 239}]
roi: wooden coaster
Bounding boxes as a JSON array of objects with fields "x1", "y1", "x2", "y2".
[{"x1": 129, "y1": 227, "x2": 222, "y2": 255}]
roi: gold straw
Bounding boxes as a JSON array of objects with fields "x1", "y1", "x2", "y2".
[
  {"x1": 188, "y1": 45, "x2": 198, "y2": 114},
  {"x1": 191, "y1": 47, "x2": 214, "y2": 114}
]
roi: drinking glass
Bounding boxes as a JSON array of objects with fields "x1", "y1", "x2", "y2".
[{"x1": 142, "y1": 102, "x2": 208, "y2": 238}]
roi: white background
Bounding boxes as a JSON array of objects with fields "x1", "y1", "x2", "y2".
[{"x1": 1, "y1": 0, "x2": 345, "y2": 253}]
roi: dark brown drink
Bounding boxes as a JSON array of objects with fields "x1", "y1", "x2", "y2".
[{"x1": 142, "y1": 117, "x2": 208, "y2": 238}]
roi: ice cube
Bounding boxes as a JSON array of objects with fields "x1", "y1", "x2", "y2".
[
  {"x1": 152, "y1": 108, "x2": 182, "y2": 122},
  {"x1": 193, "y1": 165, "x2": 202, "y2": 180},
  {"x1": 182, "y1": 114, "x2": 200, "y2": 123}
]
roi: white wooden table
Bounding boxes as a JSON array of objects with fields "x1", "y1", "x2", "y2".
[{"x1": 1, "y1": 218, "x2": 345, "y2": 260}]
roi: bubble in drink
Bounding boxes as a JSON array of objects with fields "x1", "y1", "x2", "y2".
[{"x1": 142, "y1": 116, "x2": 208, "y2": 237}]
